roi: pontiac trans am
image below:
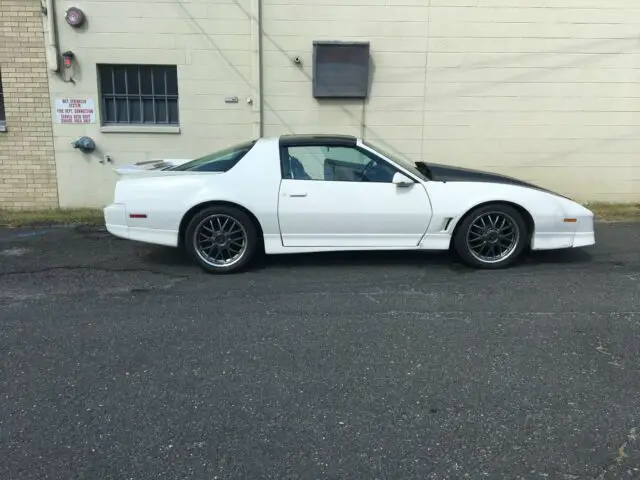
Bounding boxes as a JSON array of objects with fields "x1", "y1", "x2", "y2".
[{"x1": 104, "y1": 134, "x2": 595, "y2": 273}]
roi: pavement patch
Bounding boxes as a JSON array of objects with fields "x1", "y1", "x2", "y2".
[
  {"x1": 0, "y1": 268, "x2": 186, "y2": 308},
  {"x1": 0, "y1": 247, "x2": 29, "y2": 257}
]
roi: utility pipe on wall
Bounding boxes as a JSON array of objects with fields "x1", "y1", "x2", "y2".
[
  {"x1": 250, "y1": 0, "x2": 264, "y2": 137},
  {"x1": 257, "y1": 0, "x2": 264, "y2": 137},
  {"x1": 42, "y1": 0, "x2": 59, "y2": 72}
]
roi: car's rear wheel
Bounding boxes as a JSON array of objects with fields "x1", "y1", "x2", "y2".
[
  {"x1": 453, "y1": 204, "x2": 528, "y2": 269},
  {"x1": 185, "y1": 205, "x2": 259, "y2": 274}
]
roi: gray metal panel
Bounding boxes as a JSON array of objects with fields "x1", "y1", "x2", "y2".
[{"x1": 312, "y1": 41, "x2": 370, "y2": 99}]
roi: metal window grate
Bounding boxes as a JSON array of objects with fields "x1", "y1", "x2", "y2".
[
  {"x1": 97, "y1": 64, "x2": 179, "y2": 125},
  {"x1": 0, "y1": 69, "x2": 6, "y2": 129}
]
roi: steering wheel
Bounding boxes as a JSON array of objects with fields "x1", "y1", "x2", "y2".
[{"x1": 359, "y1": 159, "x2": 377, "y2": 182}]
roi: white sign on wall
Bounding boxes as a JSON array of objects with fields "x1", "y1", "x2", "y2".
[{"x1": 55, "y1": 98, "x2": 96, "y2": 124}]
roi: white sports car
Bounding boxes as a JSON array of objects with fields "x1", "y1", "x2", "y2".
[{"x1": 104, "y1": 134, "x2": 595, "y2": 273}]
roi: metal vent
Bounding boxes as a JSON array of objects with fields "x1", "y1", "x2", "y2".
[{"x1": 312, "y1": 41, "x2": 370, "y2": 99}]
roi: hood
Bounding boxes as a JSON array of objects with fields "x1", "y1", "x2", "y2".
[{"x1": 423, "y1": 162, "x2": 568, "y2": 198}]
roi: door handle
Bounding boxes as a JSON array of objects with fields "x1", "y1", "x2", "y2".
[{"x1": 289, "y1": 192, "x2": 307, "y2": 197}]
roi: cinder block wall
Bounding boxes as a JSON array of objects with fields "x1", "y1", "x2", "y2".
[
  {"x1": 22, "y1": 0, "x2": 640, "y2": 205},
  {"x1": 0, "y1": 0, "x2": 58, "y2": 210},
  {"x1": 262, "y1": 0, "x2": 640, "y2": 202},
  {"x1": 48, "y1": 0, "x2": 258, "y2": 208}
]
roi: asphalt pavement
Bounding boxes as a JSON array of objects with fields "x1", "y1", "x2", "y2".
[{"x1": 0, "y1": 223, "x2": 639, "y2": 479}]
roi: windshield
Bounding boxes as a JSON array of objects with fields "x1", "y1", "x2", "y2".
[
  {"x1": 362, "y1": 140, "x2": 430, "y2": 181},
  {"x1": 171, "y1": 140, "x2": 257, "y2": 172}
]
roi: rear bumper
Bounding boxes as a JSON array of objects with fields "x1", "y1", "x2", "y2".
[
  {"x1": 103, "y1": 203, "x2": 178, "y2": 247},
  {"x1": 104, "y1": 203, "x2": 129, "y2": 240}
]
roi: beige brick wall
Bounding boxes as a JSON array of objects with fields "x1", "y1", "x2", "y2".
[{"x1": 0, "y1": 0, "x2": 58, "y2": 210}]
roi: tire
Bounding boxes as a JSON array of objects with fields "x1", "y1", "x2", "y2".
[
  {"x1": 184, "y1": 205, "x2": 259, "y2": 274},
  {"x1": 453, "y1": 203, "x2": 529, "y2": 269}
]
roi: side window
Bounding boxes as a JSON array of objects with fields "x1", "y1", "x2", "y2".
[{"x1": 283, "y1": 145, "x2": 398, "y2": 183}]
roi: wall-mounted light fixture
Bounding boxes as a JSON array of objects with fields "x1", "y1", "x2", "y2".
[{"x1": 65, "y1": 6, "x2": 86, "y2": 28}]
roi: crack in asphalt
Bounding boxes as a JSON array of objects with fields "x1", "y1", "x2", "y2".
[{"x1": 373, "y1": 310, "x2": 640, "y2": 316}]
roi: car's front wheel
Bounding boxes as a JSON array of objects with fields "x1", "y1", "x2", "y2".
[
  {"x1": 185, "y1": 205, "x2": 259, "y2": 274},
  {"x1": 453, "y1": 204, "x2": 529, "y2": 269}
]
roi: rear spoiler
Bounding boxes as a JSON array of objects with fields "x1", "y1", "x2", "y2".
[{"x1": 113, "y1": 158, "x2": 192, "y2": 175}]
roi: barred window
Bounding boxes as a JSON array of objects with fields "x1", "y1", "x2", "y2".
[
  {"x1": 0, "y1": 69, "x2": 6, "y2": 131},
  {"x1": 97, "y1": 64, "x2": 179, "y2": 126}
]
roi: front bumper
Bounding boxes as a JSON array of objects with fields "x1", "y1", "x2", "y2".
[
  {"x1": 531, "y1": 202, "x2": 595, "y2": 250},
  {"x1": 571, "y1": 208, "x2": 596, "y2": 247}
]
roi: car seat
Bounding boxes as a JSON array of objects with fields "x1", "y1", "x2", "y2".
[{"x1": 285, "y1": 155, "x2": 311, "y2": 180}]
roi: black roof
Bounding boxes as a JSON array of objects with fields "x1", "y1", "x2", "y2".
[{"x1": 279, "y1": 134, "x2": 357, "y2": 147}]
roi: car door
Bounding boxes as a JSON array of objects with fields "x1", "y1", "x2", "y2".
[{"x1": 277, "y1": 143, "x2": 433, "y2": 247}]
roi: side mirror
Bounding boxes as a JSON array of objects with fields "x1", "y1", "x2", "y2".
[{"x1": 392, "y1": 172, "x2": 414, "y2": 187}]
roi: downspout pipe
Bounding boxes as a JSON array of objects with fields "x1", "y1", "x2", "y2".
[
  {"x1": 42, "y1": 0, "x2": 60, "y2": 72},
  {"x1": 257, "y1": 0, "x2": 264, "y2": 137}
]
